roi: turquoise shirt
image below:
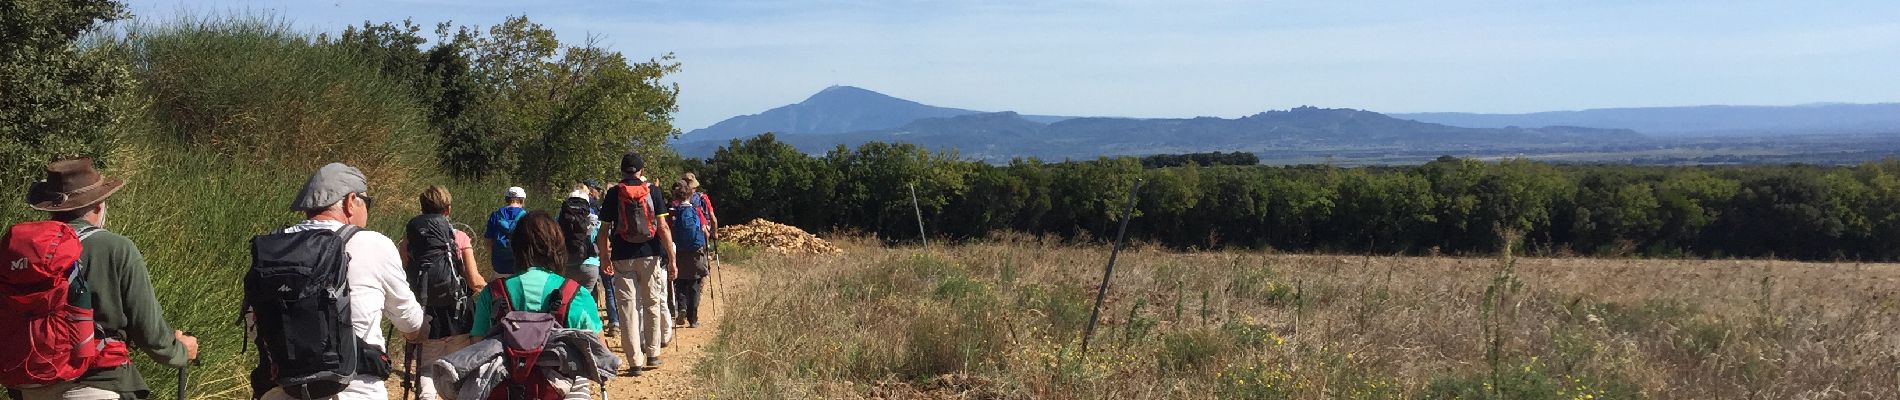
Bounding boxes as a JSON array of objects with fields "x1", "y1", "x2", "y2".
[
  {"x1": 469, "y1": 268, "x2": 602, "y2": 337},
  {"x1": 582, "y1": 213, "x2": 601, "y2": 266}
]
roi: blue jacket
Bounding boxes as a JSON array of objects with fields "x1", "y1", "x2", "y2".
[{"x1": 485, "y1": 206, "x2": 527, "y2": 274}]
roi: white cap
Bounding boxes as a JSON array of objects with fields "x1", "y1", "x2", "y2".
[
  {"x1": 567, "y1": 188, "x2": 590, "y2": 200},
  {"x1": 505, "y1": 186, "x2": 527, "y2": 199}
]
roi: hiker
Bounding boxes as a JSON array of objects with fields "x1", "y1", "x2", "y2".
[
  {"x1": 583, "y1": 179, "x2": 605, "y2": 210},
  {"x1": 398, "y1": 185, "x2": 487, "y2": 400},
  {"x1": 668, "y1": 180, "x2": 712, "y2": 328},
  {"x1": 682, "y1": 172, "x2": 720, "y2": 240},
  {"x1": 597, "y1": 152, "x2": 678, "y2": 375},
  {"x1": 581, "y1": 181, "x2": 625, "y2": 337},
  {"x1": 2, "y1": 158, "x2": 200, "y2": 400},
  {"x1": 486, "y1": 187, "x2": 529, "y2": 279},
  {"x1": 250, "y1": 162, "x2": 424, "y2": 400},
  {"x1": 558, "y1": 186, "x2": 605, "y2": 308},
  {"x1": 438, "y1": 211, "x2": 612, "y2": 398}
]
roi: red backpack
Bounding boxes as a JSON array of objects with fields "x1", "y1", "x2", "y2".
[
  {"x1": 486, "y1": 278, "x2": 583, "y2": 400},
  {"x1": 691, "y1": 192, "x2": 716, "y2": 230},
  {"x1": 614, "y1": 183, "x2": 660, "y2": 244},
  {"x1": 0, "y1": 221, "x2": 131, "y2": 386}
]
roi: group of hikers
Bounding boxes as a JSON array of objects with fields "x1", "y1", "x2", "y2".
[{"x1": 0, "y1": 151, "x2": 720, "y2": 399}]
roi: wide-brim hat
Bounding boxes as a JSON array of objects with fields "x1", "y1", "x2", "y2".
[{"x1": 26, "y1": 158, "x2": 127, "y2": 212}]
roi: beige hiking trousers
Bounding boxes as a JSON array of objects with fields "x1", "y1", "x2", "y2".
[
  {"x1": 612, "y1": 256, "x2": 668, "y2": 366},
  {"x1": 12, "y1": 382, "x2": 119, "y2": 400}
]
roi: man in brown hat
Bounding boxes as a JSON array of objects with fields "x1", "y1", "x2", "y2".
[{"x1": 7, "y1": 158, "x2": 199, "y2": 400}]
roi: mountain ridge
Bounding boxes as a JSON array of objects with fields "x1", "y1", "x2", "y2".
[
  {"x1": 683, "y1": 85, "x2": 1072, "y2": 143},
  {"x1": 1395, "y1": 103, "x2": 1900, "y2": 136},
  {"x1": 676, "y1": 86, "x2": 1899, "y2": 162},
  {"x1": 678, "y1": 106, "x2": 1640, "y2": 161}
]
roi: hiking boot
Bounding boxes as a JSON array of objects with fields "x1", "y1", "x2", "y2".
[
  {"x1": 688, "y1": 322, "x2": 699, "y2": 329},
  {"x1": 646, "y1": 357, "x2": 662, "y2": 368},
  {"x1": 623, "y1": 367, "x2": 642, "y2": 377}
]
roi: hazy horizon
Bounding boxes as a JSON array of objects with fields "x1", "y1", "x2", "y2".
[{"x1": 129, "y1": 0, "x2": 1900, "y2": 131}]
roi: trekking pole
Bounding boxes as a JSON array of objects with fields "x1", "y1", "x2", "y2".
[
  {"x1": 407, "y1": 264, "x2": 431, "y2": 400},
  {"x1": 403, "y1": 343, "x2": 417, "y2": 400},
  {"x1": 177, "y1": 331, "x2": 200, "y2": 400},
  {"x1": 1081, "y1": 179, "x2": 1143, "y2": 353},
  {"x1": 910, "y1": 183, "x2": 927, "y2": 250},
  {"x1": 715, "y1": 242, "x2": 725, "y2": 309}
]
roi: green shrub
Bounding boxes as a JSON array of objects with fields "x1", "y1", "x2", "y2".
[
  {"x1": 1423, "y1": 359, "x2": 1640, "y2": 400},
  {"x1": 1222, "y1": 320, "x2": 1282, "y2": 350},
  {"x1": 1158, "y1": 329, "x2": 1229, "y2": 372},
  {"x1": 1020, "y1": 284, "x2": 1094, "y2": 335},
  {"x1": 0, "y1": 0, "x2": 133, "y2": 192},
  {"x1": 932, "y1": 274, "x2": 989, "y2": 302},
  {"x1": 1231, "y1": 263, "x2": 1298, "y2": 307},
  {"x1": 710, "y1": 241, "x2": 757, "y2": 265}
]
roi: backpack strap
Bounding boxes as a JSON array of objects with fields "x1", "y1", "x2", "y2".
[
  {"x1": 484, "y1": 279, "x2": 514, "y2": 340},
  {"x1": 547, "y1": 278, "x2": 582, "y2": 329},
  {"x1": 335, "y1": 224, "x2": 362, "y2": 246},
  {"x1": 334, "y1": 225, "x2": 362, "y2": 294},
  {"x1": 68, "y1": 226, "x2": 103, "y2": 282},
  {"x1": 487, "y1": 277, "x2": 580, "y2": 331},
  {"x1": 75, "y1": 225, "x2": 103, "y2": 241},
  {"x1": 489, "y1": 279, "x2": 515, "y2": 314}
]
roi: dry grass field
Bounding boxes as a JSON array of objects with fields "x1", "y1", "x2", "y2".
[{"x1": 696, "y1": 235, "x2": 1900, "y2": 399}]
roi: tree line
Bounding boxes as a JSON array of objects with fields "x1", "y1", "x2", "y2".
[
  {"x1": 1139, "y1": 151, "x2": 1259, "y2": 168},
  {"x1": 692, "y1": 133, "x2": 1900, "y2": 261},
  {"x1": 3, "y1": 9, "x2": 679, "y2": 194},
  {"x1": 291, "y1": 17, "x2": 682, "y2": 189}
]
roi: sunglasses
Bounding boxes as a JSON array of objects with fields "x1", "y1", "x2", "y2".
[{"x1": 354, "y1": 192, "x2": 374, "y2": 209}]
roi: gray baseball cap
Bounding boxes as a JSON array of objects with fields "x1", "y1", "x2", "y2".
[{"x1": 290, "y1": 163, "x2": 369, "y2": 211}]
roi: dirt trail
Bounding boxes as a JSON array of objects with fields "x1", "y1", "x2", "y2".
[{"x1": 600, "y1": 261, "x2": 749, "y2": 399}]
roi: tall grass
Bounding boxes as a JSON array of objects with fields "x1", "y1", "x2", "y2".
[
  {"x1": 698, "y1": 236, "x2": 1900, "y2": 399},
  {"x1": 126, "y1": 15, "x2": 436, "y2": 192},
  {"x1": 0, "y1": 16, "x2": 522, "y2": 398}
]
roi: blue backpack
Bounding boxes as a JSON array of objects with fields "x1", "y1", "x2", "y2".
[
  {"x1": 670, "y1": 202, "x2": 707, "y2": 252},
  {"x1": 488, "y1": 207, "x2": 527, "y2": 247}
]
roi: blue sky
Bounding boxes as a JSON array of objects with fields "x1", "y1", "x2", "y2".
[{"x1": 128, "y1": 0, "x2": 1900, "y2": 131}]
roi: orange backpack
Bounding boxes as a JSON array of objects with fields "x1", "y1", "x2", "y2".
[{"x1": 615, "y1": 183, "x2": 659, "y2": 244}]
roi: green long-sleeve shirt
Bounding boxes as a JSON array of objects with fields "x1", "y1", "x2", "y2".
[{"x1": 67, "y1": 220, "x2": 189, "y2": 397}]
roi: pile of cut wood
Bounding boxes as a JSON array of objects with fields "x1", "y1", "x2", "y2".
[{"x1": 717, "y1": 219, "x2": 842, "y2": 255}]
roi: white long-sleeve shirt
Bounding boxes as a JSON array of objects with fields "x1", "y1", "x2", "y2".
[{"x1": 284, "y1": 220, "x2": 424, "y2": 352}]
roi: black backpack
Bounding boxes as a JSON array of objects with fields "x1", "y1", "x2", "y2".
[
  {"x1": 559, "y1": 197, "x2": 598, "y2": 262},
  {"x1": 404, "y1": 214, "x2": 473, "y2": 339},
  {"x1": 404, "y1": 215, "x2": 470, "y2": 308},
  {"x1": 243, "y1": 225, "x2": 367, "y2": 399}
]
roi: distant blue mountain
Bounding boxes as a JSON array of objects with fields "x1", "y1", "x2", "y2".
[
  {"x1": 1396, "y1": 103, "x2": 1900, "y2": 136},
  {"x1": 678, "y1": 86, "x2": 1900, "y2": 162},
  {"x1": 676, "y1": 107, "x2": 1641, "y2": 161},
  {"x1": 683, "y1": 85, "x2": 1069, "y2": 143}
]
